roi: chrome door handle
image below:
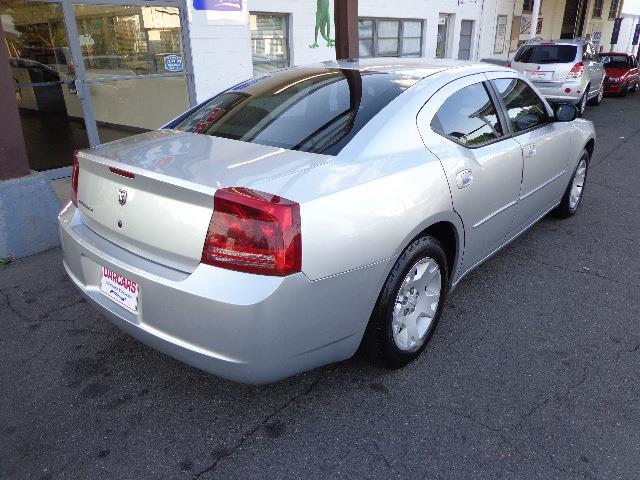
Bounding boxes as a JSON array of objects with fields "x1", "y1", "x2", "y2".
[{"x1": 455, "y1": 169, "x2": 473, "y2": 189}]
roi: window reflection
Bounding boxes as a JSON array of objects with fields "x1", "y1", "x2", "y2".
[
  {"x1": 493, "y1": 79, "x2": 549, "y2": 132},
  {"x1": 431, "y1": 83, "x2": 503, "y2": 147},
  {"x1": 74, "y1": 5, "x2": 184, "y2": 77},
  {"x1": 174, "y1": 68, "x2": 420, "y2": 155}
]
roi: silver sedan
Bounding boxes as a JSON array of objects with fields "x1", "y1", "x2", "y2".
[{"x1": 59, "y1": 59, "x2": 595, "y2": 383}]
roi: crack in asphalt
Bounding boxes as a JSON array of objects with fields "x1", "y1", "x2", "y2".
[
  {"x1": 526, "y1": 258, "x2": 639, "y2": 289},
  {"x1": 615, "y1": 343, "x2": 640, "y2": 360},
  {"x1": 192, "y1": 367, "x2": 337, "y2": 479},
  {"x1": 0, "y1": 287, "x2": 85, "y2": 329}
]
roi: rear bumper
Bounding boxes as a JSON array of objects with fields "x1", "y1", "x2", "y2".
[
  {"x1": 531, "y1": 80, "x2": 585, "y2": 104},
  {"x1": 59, "y1": 203, "x2": 389, "y2": 383}
]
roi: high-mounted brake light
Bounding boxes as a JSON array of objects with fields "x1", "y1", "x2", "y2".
[
  {"x1": 201, "y1": 187, "x2": 302, "y2": 276},
  {"x1": 71, "y1": 150, "x2": 80, "y2": 207},
  {"x1": 567, "y1": 62, "x2": 584, "y2": 79}
]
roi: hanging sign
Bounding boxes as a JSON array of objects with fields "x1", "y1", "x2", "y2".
[
  {"x1": 633, "y1": 23, "x2": 640, "y2": 45},
  {"x1": 611, "y1": 17, "x2": 622, "y2": 45},
  {"x1": 193, "y1": 0, "x2": 242, "y2": 10}
]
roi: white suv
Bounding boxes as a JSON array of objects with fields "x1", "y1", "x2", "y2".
[{"x1": 509, "y1": 39, "x2": 605, "y2": 115}]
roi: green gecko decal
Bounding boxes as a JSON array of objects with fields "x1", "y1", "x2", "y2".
[{"x1": 310, "y1": 0, "x2": 335, "y2": 48}]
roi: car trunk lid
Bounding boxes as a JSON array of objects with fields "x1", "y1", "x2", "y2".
[{"x1": 75, "y1": 129, "x2": 330, "y2": 272}]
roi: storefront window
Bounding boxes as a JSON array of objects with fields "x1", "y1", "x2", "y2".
[
  {"x1": 1, "y1": 1, "x2": 88, "y2": 171},
  {"x1": 1, "y1": 1, "x2": 193, "y2": 171},
  {"x1": 73, "y1": 5, "x2": 184, "y2": 77},
  {"x1": 250, "y1": 13, "x2": 289, "y2": 75}
]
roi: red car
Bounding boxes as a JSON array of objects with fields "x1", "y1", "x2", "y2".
[{"x1": 602, "y1": 52, "x2": 639, "y2": 96}]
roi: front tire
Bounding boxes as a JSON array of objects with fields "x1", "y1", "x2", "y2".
[
  {"x1": 363, "y1": 235, "x2": 449, "y2": 369},
  {"x1": 577, "y1": 89, "x2": 588, "y2": 115},
  {"x1": 554, "y1": 149, "x2": 589, "y2": 218}
]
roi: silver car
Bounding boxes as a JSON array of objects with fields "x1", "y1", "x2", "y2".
[
  {"x1": 59, "y1": 60, "x2": 595, "y2": 384},
  {"x1": 510, "y1": 39, "x2": 605, "y2": 115}
]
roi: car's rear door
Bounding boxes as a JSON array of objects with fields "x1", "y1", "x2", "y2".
[
  {"x1": 487, "y1": 75, "x2": 573, "y2": 231},
  {"x1": 585, "y1": 44, "x2": 605, "y2": 95},
  {"x1": 417, "y1": 74, "x2": 523, "y2": 274}
]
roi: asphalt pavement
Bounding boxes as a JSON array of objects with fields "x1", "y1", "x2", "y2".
[{"x1": 2, "y1": 92, "x2": 640, "y2": 480}]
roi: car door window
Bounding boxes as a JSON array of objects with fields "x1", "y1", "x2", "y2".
[
  {"x1": 430, "y1": 82, "x2": 503, "y2": 147},
  {"x1": 492, "y1": 79, "x2": 550, "y2": 133}
]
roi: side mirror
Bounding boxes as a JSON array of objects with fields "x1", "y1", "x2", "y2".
[{"x1": 554, "y1": 103, "x2": 578, "y2": 122}]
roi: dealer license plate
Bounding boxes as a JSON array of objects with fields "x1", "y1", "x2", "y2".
[
  {"x1": 527, "y1": 70, "x2": 553, "y2": 81},
  {"x1": 100, "y1": 267, "x2": 138, "y2": 312}
]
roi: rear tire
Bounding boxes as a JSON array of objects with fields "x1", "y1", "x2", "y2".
[
  {"x1": 554, "y1": 149, "x2": 589, "y2": 218},
  {"x1": 588, "y1": 82, "x2": 604, "y2": 106},
  {"x1": 363, "y1": 235, "x2": 449, "y2": 369}
]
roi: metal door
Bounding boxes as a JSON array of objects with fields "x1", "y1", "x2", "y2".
[{"x1": 458, "y1": 20, "x2": 473, "y2": 60}]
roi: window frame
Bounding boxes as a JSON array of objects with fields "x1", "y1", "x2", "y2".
[
  {"x1": 592, "y1": 0, "x2": 604, "y2": 18},
  {"x1": 487, "y1": 77, "x2": 553, "y2": 137},
  {"x1": 429, "y1": 80, "x2": 510, "y2": 150},
  {"x1": 358, "y1": 17, "x2": 424, "y2": 58},
  {"x1": 608, "y1": 0, "x2": 620, "y2": 20},
  {"x1": 249, "y1": 11, "x2": 291, "y2": 75}
]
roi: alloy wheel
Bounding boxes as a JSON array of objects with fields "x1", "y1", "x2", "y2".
[
  {"x1": 569, "y1": 158, "x2": 587, "y2": 210},
  {"x1": 392, "y1": 257, "x2": 442, "y2": 351}
]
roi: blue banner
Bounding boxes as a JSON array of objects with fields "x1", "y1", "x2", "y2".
[{"x1": 193, "y1": 0, "x2": 242, "y2": 11}]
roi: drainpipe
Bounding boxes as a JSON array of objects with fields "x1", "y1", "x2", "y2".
[
  {"x1": 334, "y1": 0, "x2": 358, "y2": 60},
  {"x1": 530, "y1": 0, "x2": 541, "y2": 39}
]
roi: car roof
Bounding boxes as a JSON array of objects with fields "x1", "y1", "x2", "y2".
[{"x1": 314, "y1": 58, "x2": 512, "y2": 79}]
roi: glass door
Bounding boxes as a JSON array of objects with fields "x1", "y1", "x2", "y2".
[
  {"x1": 436, "y1": 14, "x2": 450, "y2": 59},
  {"x1": 72, "y1": 3, "x2": 192, "y2": 143},
  {"x1": 1, "y1": 0, "x2": 90, "y2": 172}
]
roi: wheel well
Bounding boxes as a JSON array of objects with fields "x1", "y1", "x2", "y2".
[
  {"x1": 585, "y1": 138, "x2": 595, "y2": 158},
  {"x1": 421, "y1": 222, "x2": 458, "y2": 277}
]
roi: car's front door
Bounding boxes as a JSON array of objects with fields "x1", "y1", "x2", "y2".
[
  {"x1": 488, "y1": 75, "x2": 573, "y2": 231},
  {"x1": 417, "y1": 75, "x2": 523, "y2": 274}
]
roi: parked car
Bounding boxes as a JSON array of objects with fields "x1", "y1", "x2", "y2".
[
  {"x1": 601, "y1": 52, "x2": 639, "y2": 96},
  {"x1": 509, "y1": 39, "x2": 605, "y2": 115},
  {"x1": 59, "y1": 60, "x2": 595, "y2": 383}
]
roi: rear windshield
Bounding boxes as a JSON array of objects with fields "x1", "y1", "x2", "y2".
[
  {"x1": 171, "y1": 67, "x2": 420, "y2": 155},
  {"x1": 603, "y1": 55, "x2": 631, "y2": 68},
  {"x1": 514, "y1": 45, "x2": 577, "y2": 64}
]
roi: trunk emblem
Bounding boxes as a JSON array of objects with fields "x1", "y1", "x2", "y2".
[{"x1": 118, "y1": 189, "x2": 128, "y2": 206}]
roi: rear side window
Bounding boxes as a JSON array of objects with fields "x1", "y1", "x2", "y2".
[
  {"x1": 492, "y1": 79, "x2": 550, "y2": 133},
  {"x1": 514, "y1": 44, "x2": 577, "y2": 64},
  {"x1": 431, "y1": 82, "x2": 503, "y2": 147},
  {"x1": 173, "y1": 67, "x2": 419, "y2": 155}
]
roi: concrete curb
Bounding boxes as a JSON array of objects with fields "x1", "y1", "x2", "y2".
[{"x1": 0, "y1": 172, "x2": 62, "y2": 260}]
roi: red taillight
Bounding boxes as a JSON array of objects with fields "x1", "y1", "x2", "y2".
[
  {"x1": 567, "y1": 62, "x2": 584, "y2": 79},
  {"x1": 506, "y1": 61, "x2": 512, "y2": 68},
  {"x1": 201, "y1": 187, "x2": 302, "y2": 276},
  {"x1": 71, "y1": 150, "x2": 80, "y2": 207}
]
